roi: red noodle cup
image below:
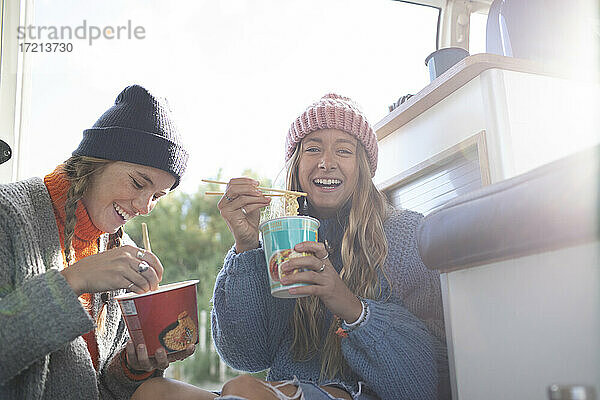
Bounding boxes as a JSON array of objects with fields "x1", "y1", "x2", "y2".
[
  {"x1": 259, "y1": 216, "x2": 320, "y2": 298},
  {"x1": 115, "y1": 280, "x2": 199, "y2": 357}
]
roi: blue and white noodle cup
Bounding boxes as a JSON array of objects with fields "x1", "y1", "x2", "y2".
[{"x1": 259, "y1": 216, "x2": 320, "y2": 298}]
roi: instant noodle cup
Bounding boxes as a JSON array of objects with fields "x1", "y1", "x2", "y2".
[
  {"x1": 258, "y1": 216, "x2": 320, "y2": 298},
  {"x1": 115, "y1": 280, "x2": 199, "y2": 357}
]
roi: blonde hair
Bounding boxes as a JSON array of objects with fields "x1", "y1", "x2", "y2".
[
  {"x1": 286, "y1": 141, "x2": 391, "y2": 379},
  {"x1": 61, "y1": 155, "x2": 124, "y2": 333}
]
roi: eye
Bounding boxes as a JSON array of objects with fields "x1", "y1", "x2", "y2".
[
  {"x1": 338, "y1": 148, "x2": 353, "y2": 155},
  {"x1": 130, "y1": 176, "x2": 143, "y2": 189},
  {"x1": 305, "y1": 146, "x2": 320, "y2": 153}
]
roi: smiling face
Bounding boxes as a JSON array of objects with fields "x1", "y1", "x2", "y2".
[
  {"x1": 81, "y1": 161, "x2": 176, "y2": 233},
  {"x1": 297, "y1": 129, "x2": 359, "y2": 219}
]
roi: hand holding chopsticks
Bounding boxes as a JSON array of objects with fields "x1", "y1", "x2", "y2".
[{"x1": 210, "y1": 177, "x2": 274, "y2": 253}]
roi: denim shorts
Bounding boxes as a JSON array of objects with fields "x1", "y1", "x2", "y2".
[{"x1": 215, "y1": 377, "x2": 378, "y2": 400}]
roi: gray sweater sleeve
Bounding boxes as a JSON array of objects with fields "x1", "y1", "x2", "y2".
[
  {"x1": 0, "y1": 266, "x2": 95, "y2": 384},
  {"x1": 0, "y1": 196, "x2": 160, "y2": 395},
  {"x1": 0, "y1": 179, "x2": 94, "y2": 384},
  {"x1": 211, "y1": 246, "x2": 295, "y2": 371}
]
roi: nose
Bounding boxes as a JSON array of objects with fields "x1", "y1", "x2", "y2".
[
  {"x1": 318, "y1": 151, "x2": 337, "y2": 170},
  {"x1": 132, "y1": 193, "x2": 153, "y2": 215}
]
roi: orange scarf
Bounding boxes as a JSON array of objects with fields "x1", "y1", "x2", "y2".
[{"x1": 44, "y1": 166, "x2": 104, "y2": 370}]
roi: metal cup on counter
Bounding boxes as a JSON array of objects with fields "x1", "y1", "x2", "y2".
[{"x1": 424, "y1": 47, "x2": 469, "y2": 82}]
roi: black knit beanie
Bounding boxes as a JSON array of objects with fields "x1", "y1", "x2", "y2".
[{"x1": 72, "y1": 85, "x2": 188, "y2": 189}]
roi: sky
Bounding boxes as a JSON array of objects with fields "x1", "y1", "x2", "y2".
[{"x1": 17, "y1": 0, "x2": 454, "y2": 193}]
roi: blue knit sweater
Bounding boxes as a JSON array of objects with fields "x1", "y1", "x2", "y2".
[{"x1": 211, "y1": 210, "x2": 449, "y2": 400}]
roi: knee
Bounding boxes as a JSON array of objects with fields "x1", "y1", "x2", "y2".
[
  {"x1": 221, "y1": 375, "x2": 261, "y2": 396},
  {"x1": 131, "y1": 378, "x2": 168, "y2": 400}
]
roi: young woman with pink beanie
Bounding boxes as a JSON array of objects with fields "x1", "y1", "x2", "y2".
[{"x1": 210, "y1": 93, "x2": 450, "y2": 400}]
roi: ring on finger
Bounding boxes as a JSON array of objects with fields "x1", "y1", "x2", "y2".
[
  {"x1": 241, "y1": 207, "x2": 247, "y2": 215},
  {"x1": 138, "y1": 261, "x2": 149, "y2": 273},
  {"x1": 127, "y1": 282, "x2": 135, "y2": 290},
  {"x1": 224, "y1": 194, "x2": 233, "y2": 201},
  {"x1": 136, "y1": 250, "x2": 145, "y2": 259},
  {"x1": 318, "y1": 264, "x2": 326, "y2": 272},
  {"x1": 319, "y1": 252, "x2": 329, "y2": 260}
]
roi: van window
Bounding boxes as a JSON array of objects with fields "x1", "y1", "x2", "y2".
[
  {"x1": 18, "y1": 0, "x2": 439, "y2": 187},
  {"x1": 469, "y1": 11, "x2": 488, "y2": 55}
]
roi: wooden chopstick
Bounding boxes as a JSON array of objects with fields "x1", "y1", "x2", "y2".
[
  {"x1": 141, "y1": 222, "x2": 151, "y2": 252},
  {"x1": 204, "y1": 191, "x2": 286, "y2": 197},
  {"x1": 201, "y1": 179, "x2": 306, "y2": 197}
]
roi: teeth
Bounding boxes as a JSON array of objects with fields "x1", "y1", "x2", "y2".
[
  {"x1": 314, "y1": 178, "x2": 341, "y2": 186},
  {"x1": 114, "y1": 203, "x2": 132, "y2": 221}
]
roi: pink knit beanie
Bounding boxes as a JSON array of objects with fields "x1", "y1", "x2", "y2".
[{"x1": 285, "y1": 93, "x2": 378, "y2": 177}]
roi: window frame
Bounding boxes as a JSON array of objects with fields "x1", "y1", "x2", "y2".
[{"x1": 379, "y1": 130, "x2": 491, "y2": 214}]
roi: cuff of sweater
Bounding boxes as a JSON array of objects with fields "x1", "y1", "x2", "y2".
[
  {"x1": 119, "y1": 349, "x2": 157, "y2": 381},
  {"x1": 223, "y1": 245, "x2": 266, "y2": 276},
  {"x1": 342, "y1": 299, "x2": 398, "y2": 348},
  {"x1": 100, "y1": 348, "x2": 163, "y2": 398}
]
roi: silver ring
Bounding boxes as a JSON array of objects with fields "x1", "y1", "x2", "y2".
[
  {"x1": 224, "y1": 194, "x2": 233, "y2": 201},
  {"x1": 127, "y1": 282, "x2": 135, "y2": 290},
  {"x1": 136, "y1": 250, "x2": 145, "y2": 259},
  {"x1": 318, "y1": 264, "x2": 325, "y2": 272},
  {"x1": 319, "y1": 252, "x2": 329, "y2": 260},
  {"x1": 138, "y1": 261, "x2": 149, "y2": 273},
  {"x1": 241, "y1": 207, "x2": 247, "y2": 215}
]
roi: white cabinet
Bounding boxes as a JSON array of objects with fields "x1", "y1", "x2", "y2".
[{"x1": 374, "y1": 54, "x2": 600, "y2": 192}]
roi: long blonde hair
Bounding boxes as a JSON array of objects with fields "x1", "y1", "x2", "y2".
[
  {"x1": 286, "y1": 140, "x2": 391, "y2": 379},
  {"x1": 61, "y1": 155, "x2": 124, "y2": 332}
]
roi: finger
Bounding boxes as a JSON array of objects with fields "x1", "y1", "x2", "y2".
[
  {"x1": 153, "y1": 347, "x2": 169, "y2": 370},
  {"x1": 168, "y1": 344, "x2": 196, "y2": 362},
  {"x1": 288, "y1": 284, "x2": 320, "y2": 297},
  {"x1": 294, "y1": 241, "x2": 328, "y2": 259},
  {"x1": 122, "y1": 279, "x2": 141, "y2": 294},
  {"x1": 239, "y1": 199, "x2": 271, "y2": 215},
  {"x1": 126, "y1": 341, "x2": 137, "y2": 366},
  {"x1": 228, "y1": 177, "x2": 260, "y2": 187},
  {"x1": 217, "y1": 180, "x2": 262, "y2": 206},
  {"x1": 135, "y1": 344, "x2": 154, "y2": 372},
  {"x1": 116, "y1": 246, "x2": 153, "y2": 291},
  {"x1": 138, "y1": 251, "x2": 164, "y2": 282},
  {"x1": 135, "y1": 247, "x2": 146, "y2": 261},
  {"x1": 186, "y1": 344, "x2": 196, "y2": 356},
  {"x1": 280, "y1": 270, "x2": 322, "y2": 286},
  {"x1": 138, "y1": 263, "x2": 160, "y2": 291},
  {"x1": 280, "y1": 257, "x2": 324, "y2": 274},
  {"x1": 221, "y1": 194, "x2": 270, "y2": 214},
  {"x1": 124, "y1": 263, "x2": 151, "y2": 292}
]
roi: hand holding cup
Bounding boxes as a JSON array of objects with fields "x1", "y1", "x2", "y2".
[
  {"x1": 125, "y1": 341, "x2": 196, "y2": 371},
  {"x1": 279, "y1": 241, "x2": 362, "y2": 323}
]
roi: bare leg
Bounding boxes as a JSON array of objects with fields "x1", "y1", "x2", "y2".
[
  {"x1": 220, "y1": 375, "x2": 352, "y2": 400},
  {"x1": 131, "y1": 377, "x2": 218, "y2": 400},
  {"x1": 321, "y1": 386, "x2": 352, "y2": 400}
]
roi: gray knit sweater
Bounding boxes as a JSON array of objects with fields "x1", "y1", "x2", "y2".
[
  {"x1": 212, "y1": 210, "x2": 450, "y2": 400},
  {"x1": 0, "y1": 178, "x2": 162, "y2": 400}
]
